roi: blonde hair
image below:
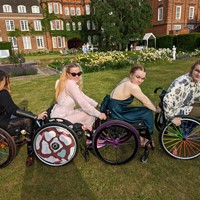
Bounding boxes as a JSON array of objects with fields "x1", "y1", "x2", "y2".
[
  {"x1": 55, "y1": 63, "x2": 83, "y2": 100},
  {"x1": 0, "y1": 70, "x2": 11, "y2": 93}
]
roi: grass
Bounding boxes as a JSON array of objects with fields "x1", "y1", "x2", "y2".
[{"x1": 1, "y1": 57, "x2": 200, "y2": 200}]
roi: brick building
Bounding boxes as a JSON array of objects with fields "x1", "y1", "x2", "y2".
[
  {"x1": 0, "y1": 0, "x2": 200, "y2": 53},
  {"x1": 0, "y1": 0, "x2": 46, "y2": 53},
  {"x1": 147, "y1": 0, "x2": 200, "y2": 36}
]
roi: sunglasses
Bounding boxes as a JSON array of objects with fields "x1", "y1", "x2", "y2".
[{"x1": 69, "y1": 71, "x2": 83, "y2": 77}]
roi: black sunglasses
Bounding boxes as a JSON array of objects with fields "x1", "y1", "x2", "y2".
[{"x1": 69, "y1": 71, "x2": 82, "y2": 77}]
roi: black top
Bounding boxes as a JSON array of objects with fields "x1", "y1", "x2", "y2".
[{"x1": 0, "y1": 89, "x2": 19, "y2": 121}]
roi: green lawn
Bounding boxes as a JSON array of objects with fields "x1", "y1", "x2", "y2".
[{"x1": 1, "y1": 57, "x2": 200, "y2": 200}]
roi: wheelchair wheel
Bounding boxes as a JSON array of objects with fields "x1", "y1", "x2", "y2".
[
  {"x1": 160, "y1": 117, "x2": 200, "y2": 160},
  {"x1": 33, "y1": 122, "x2": 79, "y2": 167},
  {"x1": 93, "y1": 120, "x2": 140, "y2": 165},
  {"x1": 155, "y1": 112, "x2": 165, "y2": 132},
  {"x1": 0, "y1": 128, "x2": 16, "y2": 168}
]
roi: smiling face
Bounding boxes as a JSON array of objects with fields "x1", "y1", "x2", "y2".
[
  {"x1": 130, "y1": 69, "x2": 146, "y2": 85},
  {"x1": 191, "y1": 64, "x2": 200, "y2": 82},
  {"x1": 67, "y1": 66, "x2": 82, "y2": 83}
]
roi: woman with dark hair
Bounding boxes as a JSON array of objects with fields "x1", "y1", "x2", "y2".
[
  {"x1": 107, "y1": 64, "x2": 160, "y2": 146},
  {"x1": 163, "y1": 60, "x2": 200, "y2": 126},
  {"x1": 0, "y1": 70, "x2": 47, "y2": 166}
]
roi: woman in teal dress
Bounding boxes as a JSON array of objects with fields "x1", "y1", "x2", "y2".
[{"x1": 107, "y1": 64, "x2": 161, "y2": 146}]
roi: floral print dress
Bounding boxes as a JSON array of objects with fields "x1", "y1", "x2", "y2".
[{"x1": 163, "y1": 73, "x2": 200, "y2": 120}]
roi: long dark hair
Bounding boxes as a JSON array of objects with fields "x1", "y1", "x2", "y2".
[{"x1": 0, "y1": 70, "x2": 10, "y2": 92}]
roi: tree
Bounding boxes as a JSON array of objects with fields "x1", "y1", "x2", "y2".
[{"x1": 91, "y1": 0, "x2": 153, "y2": 50}]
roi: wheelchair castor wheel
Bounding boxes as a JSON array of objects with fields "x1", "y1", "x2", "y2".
[{"x1": 141, "y1": 154, "x2": 149, "y2": 163}]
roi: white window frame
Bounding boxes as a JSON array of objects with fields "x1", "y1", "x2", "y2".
[
  {"x1": 3, "y1": 5, "x2": 12, "y2": 13},
  {"x1": 76, "y1": 7, "x2": 81, "y2": 16},
  {"x1": 55, "y1": 20, "x2": 61, "y2": 30},
  {"x1": 65, "y1": 7, "x2": 70, "y2": 16},
  {"x1": 57, "y1": 36, "x2": 62, "y2": 48},
  {"x1": 72, "y1": 22, "x2": 76, "y2": 31},
  {"x1": 87, "y1": 20, "x2": 91, "y2": 30},
  {"x1": 158, "y1": 7, "x2": 163, "y2": 21},
  {"x1": 52, "y1": 37, "x2": 57, "y2": 48},
  {"x1": 18, "y1": 5, "x2": 26, "y2": 13},
  {"x1": 22, "y1": 36, "x2": 32, "y2": 49},
  {"x1": 8, "y1": 37, "x2": 18, "y2": 48},
  {"x1": 174, "y1": 25, "x2": 181, "y2": 30},
  {"x1": 5, "y1": 20, "x2": 15, "y2": 31},
  {"x1": 20, "y1": 20, "x2": 29, "y2": 31},
  {"x1": 176, "y1": 6, "x2": 181, "y2": 20},
  {"x1": 187, "y1": 24, "x2": 194, "y2": 30},
  {"x1": 32, "y1": 6, "x2": 40, "y2": 13},
  {"x1": 189, "y1": 6, "x2": 194, "y2": 20},
  {"x1": 34, "y1": 20, "x2": 42, "y2": 31},
  {"x1": 85, "y1": 5, "x2": 90, "y2": 15},
  {"x1": 70, "y1": 7, "x2": 75, "y2": 16},
  {"x1": 54, "y1": 3, "x2": 59, "y2": 14},
  {"x1": 66, "y1": 22, "x2": 70, "y2": 31},
  {"x1": 48, "y1": 3, "x2": 53, "y2": 13},
  {"x1": 36, "y1": 36, "x2": 44, "y2": 49},
  {"x1": 78, "y1": 22, "x2": 82, "y2": 30}
]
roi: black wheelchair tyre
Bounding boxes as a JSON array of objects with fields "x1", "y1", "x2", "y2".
[
  {"x1": 33, "y1": 122, "x2": 79, "y2": 167},
  {"x1": 160, "y1": 116, "x2": 200, "y2": 160},
  {"x1": 0, "y1": 128, "x2": 16, "y2": 168},
  {"x1": 93, "y1": 120, "x2": 140, "y2": 165}
]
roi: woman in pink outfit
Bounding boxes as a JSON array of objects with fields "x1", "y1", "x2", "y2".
[{"x1": 50, "y1": 63, "x2": 107, "y2": 130}]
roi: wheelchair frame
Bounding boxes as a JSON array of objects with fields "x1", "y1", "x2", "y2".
[{"x1": 154, "y1": 87, "x2": 200, "y2": 160}]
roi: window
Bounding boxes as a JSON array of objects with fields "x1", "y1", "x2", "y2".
[
  {"x1": 22, "y1": 36, "x2": 32, "y2": 49},
  {"x1": 187, "y1": 24, "x2": 194, "y2": 30},
  {"x1": 78, "y1": 22, "x2": 82, "y2": 30},
  {"x1": 87, "y1": 20, "x2": 91, "y2": 30},
  {"x1": 36, "y1": 36, "x2": 44, "y2": 49},
  {"x1": 66, "y1": 22, "x2": 70, "y2": 31},
  {"x1": 65, "y1": 7, "x2": 69, "y2": 16},
  {"x1": 70, "y1": 7, "x2": 75, "y2": 16},
  {"x1": 50, "y1": 21, "x2": 54, "y2": 30},
  {"x1": 48, "y1": 3, "x2": 53, "y2": 13},
  {"x1": 57, "y1": 36, "x2": 62, "y2": 48},
  {"x1": 92, "y1": 21, "x2": 96, "y2": 30},
  {"x1": 55, "y1": 20, "x2": 61, "y2": 30},
  {"x1": 3, "y1": 5, "x2": 12, "y2": 13},
  {"x1": 54, "y1": 3, "x2": 59, "y2": 14},
  {"x1": 20, "y1": 20, "x2": 29, "y2": 31},
  {"x1": 32, "y1": 6, "x2": 40, "y2": 13},
  {"x1": 76, "y1": 7, "x2": 81, "y2": 16},
  {"x1": 18, "y1": 5, "x2": 26, "y2": 13},
  {"x1": 85, "y1": 5, "x2": 90, "y2": 15},
  {"x1": 34, "y1": 20, "x2": 42, "y2": 31},
  {"x1": 8, "y1": 37, "x2": 18, "y2": 48},
  {"x1": 157, "y1": 7, "x2": 163, "y2": 21},
  {"x1": 176, "y1": 6, "x2": 181, "y2": 20},
  {"x1": 174, "y1": 25, "x2": 181, "y2": 30},
  {"x1": 52, "y1": 37, "x2": 57, "y2": 48},
  {"x1": 0, "y1": 37, "x2": 2, "y2": 42},
  {"x1": 189, "y1": 7, "x2": 194, "y2": 20},
  {"x1": 72, "y1": 22, "x2": 76, "y2": 31},
  {"x1": 5, "y1": 20, "x2": 15, "y2": 31}
]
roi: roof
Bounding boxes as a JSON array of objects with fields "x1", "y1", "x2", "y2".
[{"x1": 143, "y1": 33, "x2": 156, "y2": 41}]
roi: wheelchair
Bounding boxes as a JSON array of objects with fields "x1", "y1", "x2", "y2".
[{"x1": 154, "y1": 87, "x2": 200, "y2": 160}]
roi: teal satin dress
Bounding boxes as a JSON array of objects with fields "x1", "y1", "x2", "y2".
[{"x1": 107, "y1": 96, "x2": 154, "y2": 134}]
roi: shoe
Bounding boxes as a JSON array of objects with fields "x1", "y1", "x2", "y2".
[
  {"x1": 26, "y1": 156, "x2": 34, "y2": 167},
  {"x1": 140, "y1": 138, "x2": 155, "y2": 148},
  {"x1": 97, "y1": 139, "x2": 105, "y2": 149}
]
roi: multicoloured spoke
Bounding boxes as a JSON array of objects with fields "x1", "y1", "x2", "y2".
[{"x1": 160, "y1": 118, "x2": 200, "y2": 159}]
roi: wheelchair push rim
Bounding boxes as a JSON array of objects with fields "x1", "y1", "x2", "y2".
[
  {"x1": 0, "y1": 128, "x2": 16, "y2": 168},
  {"x1": 160, "y1": 117, "x2": 200, "y2": 160},
  {"x1": 93, "y1": 120, "x2": 140, "y2": 165},
  {"x1": 33, "y1": 122, "x2": 79, "y2": 167}
]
